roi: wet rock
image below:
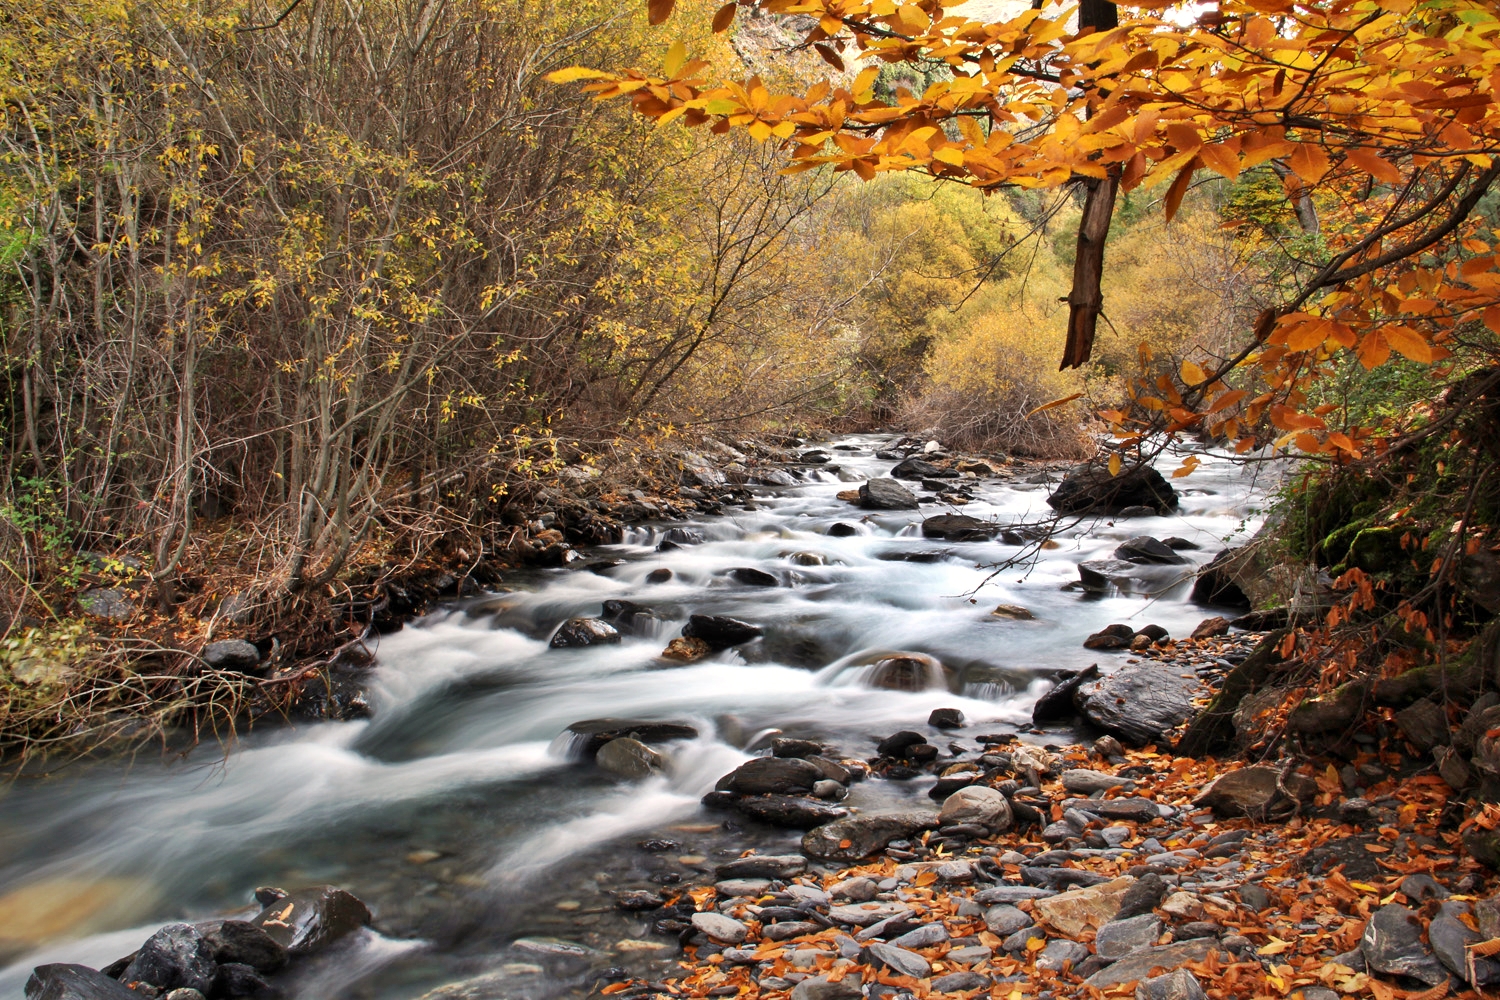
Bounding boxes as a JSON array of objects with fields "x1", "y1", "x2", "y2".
[
  {"x1": 716, "y1": 855, "x2": 807, "y2": 880},
  {"x1": 827, "y1": 523, "x2": 859, "y2": 537},
  {"x1": 865, "y1": 942, "x2": 931, "y2": 979},
  {"x1": 661, "y1": 637, "x2": 712, "y2": 662},
  {"x1": 730, "y1": 567, "x2": 779, "y2": 587},
  {"x1": 1116, "y1": 536, "x2": 1189, "y2": 565},
  {"x1": 615, "y1": 890, "x2": 664, "y2": 911},
  {"x1": 864, "y1": 654, "x2": 946, "y2": 691},
  {"x1": 1033, "y1": 876, "x2": 1137, "y2": 937},
  {"x1": 251, "y1": 886, "x2": 371, "y2": 956},
  {"x1": 202, "y1": 640, "x2": 263, "y2": 673},
  {"x1": 24, "y1": 965, "x2": 142, "y2": 1000},
  {"x1": 731, "y1": 795, "x2": 850, "y2": 829},
  {"x1": 1078, "y1": 559, "x2": 1144, "y2": 592},
  {"x1": 1084, "y1": 623, "x2": 1137, "y2": 650},
  {"x1": 991, "y1": 604, "x2": 1035, "y2": 620},
  {"x1": 1075, "y1": 664, "x2": 1207, "y2": 746},
  {"x1": 1083, "y1": 939, "x2": 1219, "y2": 988},
  {"x1": 785, "y1": 551, "x2": 828, "y2": 566},
  {"x1": 646, "y1": 568, "x2": 673, "y2": 584},
  {"x1": 1135, "y1": 969, "x2": 1209, "y2": 1000},
  {"x1": 800, "y1": 450, "x2": 832, "y2": 464},
  {"x1": 928, "y1": 707, "x2": 964, "y2": 729},
  {"x1": 549, "y1": 617, "x2": 621, "y2": 648},
  {"x1": 772, "y1": 738, "x2": 824, "y2": 759},
  {"x1": 1047, "y1": 463, "x2": 1179, "y2": 515},
  {"x1": 164, "y1": 991, "x2": 208, "y2": 1000},
  {"x1": 212, "y1": 963, "x2": 277, "y2": 999},
  {"x1": 1190, "y1": 617, "x2": 1230, "y2": 639},
  {"x1": 1193, "y1": 765, "x2": 1286, "y2": 817},
  {"x1": 682, "y1": 615, "x2": 763, "y2": 649},
  {"x1": 120, "y1": 924, "x2": 217, "y2": 994},
  {"x1": 859, "y1": 478, "x2": 920, "y2": 510},
  {"x1": 922, "y1": 515, "x2": 998, "y2": 541},
  {"x1": 1189, "y1": 549, "x2": 1253, "y2": 608},
  {"x1": 1097, "y1": 914, "x2": 1163, "y2": 958},
  {"x1": 939, "y1": 786, "x2": 1013, "y2": 832},
  {"x1": 1033, "y1": 666, "x2": 1099, "y2": 724},
  {"x1": 1360, "y1": 904, "x2": 1447, "y2": 986},
  {"x1": 691, "y1": 912, "x2": 748, "y2": 944},
  {"x1": 563, "y1": 719, "x2": 699, "y2": 758},
  {"x1": 803, "y1": 811, "x2": 939, "y2": 861},
  {"x1": 876, "y1": 731, "x2": 927, "y2": 757},
  {"x1": 1161, "y1": 536, "x2": 1200, "y2": 551},
  {"x1": 203, "y1": 921, "x2": 286, "y2": 973},
  {"x1": 717, "y1": 757, "x2": 822, "y2": 796},
  {"x1": 659, "y1": 527, "x2": 706, "y2": 549},
  {"x1": 1431, "y1": 900, "x2": 1500, "y2": 984},
  {"x1": 890, "y1": 458, "x2": 945, "y2": 480},
  {"x1": 601, "y1": 600, "x2": 657, "y2": 635},
  {"x1": 595, "y1": 738, "x2": 666, "y2": 779},
  {"x1": 812, "y1": 780, "x2": 846, "y2": 800}
]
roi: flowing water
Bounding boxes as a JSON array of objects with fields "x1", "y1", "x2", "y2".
[{"x1": 0, "y1": 437, "x2": 1283, "y2": 998}]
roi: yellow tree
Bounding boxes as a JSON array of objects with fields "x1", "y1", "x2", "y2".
[{"x1": 556, "y1": 0, "x2": 1500, "y2": 467}]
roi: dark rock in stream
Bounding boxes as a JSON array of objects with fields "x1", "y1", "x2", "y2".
[
  {"x1": 1361, "y1": 904, "x2": 1448, "y2": 986},
  {"x1": 1083, "y1": 624, "x2": 1136, "y2": 650},
  {"x1": 601, "y1": 600, "x2": 657, "y2": 634},
  {"x1": 120, "y1": 923, "x2": 217, "y2": 994},
  {"x1": 682, "y1": 614, "x2": 763, "y2": 649},
  {"x1": 731, "y1": 794, "x2": 851, "y2": 829},
  {"x1": 549, "y1": 617, "x2": 621, "y2": 648},
  {"x1": 203, "y1": 921, "x2": 287, "y2": 973},
  {"x1": 213, "y1": 962, "x2": 278, "y2": 999},
  {"x1": 889, "y1": 458, "x2": 947, "y2": 480},
  {"x1": 716, "y1": 757, "x2": 822, "y2": 795},
  {"x1": 25, "y1": 964, "x2": 142, "y2": 1000},
  {"x1": 921, "y1": 515, "x2": 999, "y2": 541},
  {"x1": 858, "y1": 478, "x2": 920, "y2": 510},
  {"x1": 251, "y1": 885, "x2": 371, "y2": 957},
  {"x1": 802, "y1": 811, "x2": 940, "y2": 861},
  {"x1": 1032, "y1": 665, "x2": 1099, "y2": 724},
  {"x1": 729, "y1": 567, "x2": 779, "y2": 587},
  {"x1": 1115, "y1": 536, "x2": 1190, "y2": 565},
  {"x1": 1047, "y1": 463, "x2": 1180, "y2": 515},
  {"x1": 827, "y1": 523, "x2": 860, "y2": 537},
  {"x1": 928, "y1": 707, "x2": 964, "y2": 729},
  {"x1": 562, "y1": 719, "x2": 699, "y2": 758}
]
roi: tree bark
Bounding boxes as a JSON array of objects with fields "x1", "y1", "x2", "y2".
[{"x1": 1060, "y1": 167, "x2": 1119, "y2": 370}]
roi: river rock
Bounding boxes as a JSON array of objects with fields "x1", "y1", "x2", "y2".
[
  {"x1": 1097, "y1": 913, "x2": 1163, "y2": 958},
  {"x1": 876, "y1": 730, "x2": 926, "y2": 756},
  {"x1": 991, "y1": 603, "x2": 1035, "y2": 620},
  {"x1": 1115, "y1": 536, "x2": 1189, "y2": 565},
  {"x1": 921, "y1": 515, "x2": 998, "y2": 541},
  {"x1": 974, "y1": 885, "x2": 1056, "y2": 904},
  {"x1": 891, "y1": 922, "x2": 949, "y2": 949},
  {"x1": 601, "y1": 600, "x2": 657, "y2": 635},
  {"x1": 1360, "y1": 903, "x2": 1448, "y2": 985},
  {"x1": 1084, "y1": 623, "x2": 1136, "y2": 650},
  {"x1": 1083, "y1": 939, "x2": 1219, "y2": 988},
  {"x1": 890, "y1": 458, "x2": 945, "y2": 480},
  {"x1": 716, "y1": 854, "x2": 807, "y2": 880},
  {"x1": 731, "y1": 795, "x2": 849, "y2": 829},
  {"x1": 789, "y1": 976, "x2": 862, "y2": 1000},
  {"x1": 549, "y1": 617, "x2": 620, "y2": 648},
  {"x1": 25, "y1": 965, "x2": 142, "y2": 1000},
  {"x1": 1061, "y1": 769, "x2": 1132, "y2": 793},
  {"x1": 661, "y1": 637, "x2": 712, "y2": 662},
  {"x1": 616, "y1": 890, "x2": 664, "y2": 911},
  {"x1": 1430, "y1": 900, "x2": 1500, "y2": 984},
  {"x1": 939, "y1": 786, "x2": 1012, "y2": 832},
  {"x1": 1075, "y1": 664, "x2": 1207, "y2": 746},
  {"x1": 596, "y1": 738, "x2": 665, "y2": 779},
  {"x1": 119, "y1": 924, "x2": 216, "y2": 994},
  {"x1": 827, "y1": 523, "x2": 859, "y2": 537},
  {"x1": 1048, "y1": 463, "x2": 1179, "y2": 515},
  {"x1": 682, "y1": 614, "x2": 763, "y2": 649},
  {"x1": 772, "y1": 738, "x2": 824, "y2": 759},
  {"x1": 212, "y1": 963, "x2": 273, "y2": 999},
  {"x1": 563, "y1": 719, "x2": 699, "y2": 758},
  {"x1": 717, "y1": 757, "x2": 822, "y2": 795},
  {"x1": 1033, "y1": 876, "x2": 1136, "y2": 937},
  {"x1": 1033, "y1": 666, "x2": 1099, "y2": 724},
  {"x1": 859, "y1": 478, "x2": 920, "y2": 510},
  {"x1": 1037, "y1": 939, "x2": 1089, "y2": 972},
  {"x1": 864, "y1": 654, "x2": 946, "y2": 691},
  {"x1": 865, "y1": 942, "x2": 930, "y2": 979},
  {"x1": 803, "y1": 811, "x2": 939, "y2": 861},
  {"x1": 983, "y1": 905, "x2": 1032, "y2": 936},
  {"x1": 932, "y1": 972, "x2": 989, "y2": 992},
  {"x1": 827, "y1": 902, "x2": 911, "y2": 927},
  {"x1": 1193, "y1": 765, "x2": 1285, "y2": 817},
  {"x1": 251, "y1": 885, "x2": 371, "y2": 956},
  {"x1": 928, "y1": 707, "x2": 964, "y2": 729},
  {"x1": 730, "y1": 567, "x2": 779, "y2": 587},
  {"x1": 202, "y1": 640, "x2": 262, "y2": 673},
  {"x1": 691, "y1": 912, "x2": 748, "y2": 944},
  {"x1": 1135, "y1": 969, "x2": 1209, "y2": 1000},
  {"x1": 1190, "y1": 616, "x2": 1230, "y2": 639},
  {"x1": 1078, "y1": 559, "x2": 1149, "y2": 592},
  {"x1": 202, "y1": 921, "x2": 286, "y2": 973}
]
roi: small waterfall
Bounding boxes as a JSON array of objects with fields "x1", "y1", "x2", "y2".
[{"x1": 852, "y1": 653, "x2": 949, "y2": 691}]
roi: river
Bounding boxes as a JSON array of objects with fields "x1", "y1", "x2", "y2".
[{"x1": 0, "y1": 436, "x2": 1282, "y2": 998}]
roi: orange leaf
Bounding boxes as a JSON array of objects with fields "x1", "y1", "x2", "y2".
[
  {"x1": 1028, "y1": 392, "x2": 1082, "y2": 416},
  {"x1": 1164, "y1": 155, "x2": 1199, "y2": 222},
  {"x1": 1346, "y1": 148, "x2": 1402, "y2": 185},
  {"x1": 1384, "y1": 325, "x2": 1435, "y2": 363},
  {"x1": 1108, "y1": 453, "x2": 1122, "y2": 477},
  {"x1": 1287, "y1": 142, "x2": 1331, "y2": 183},
  {"x1": 1357, "y1": 332, "x2": 1391, "y2": 370},
  {"x1": 647, "y1": 0, "x2": 675, "y2": 24},
  {"x1": 711, "y1": 1, "x2": 736, "y2": 32},
  {"x1": 914, "y1": 871, "x2": 938, "y2": 886}
]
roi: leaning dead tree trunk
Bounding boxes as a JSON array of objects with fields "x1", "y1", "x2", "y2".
[{"x1": 1059, "y1": 0, "x2": 1122, "y2": 371}]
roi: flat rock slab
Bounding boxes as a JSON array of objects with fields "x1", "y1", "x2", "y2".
[
  {"x1": 1083, "y1": 939, "x2": 1220, "y2": 988},
  {"x1": 1075, "y1": 665, "x2": 1208, "y2": 747},
  {"x1": 803, "y1": 811, "x2": 938, "y2": 861},
  {"x1": 827, "y1": 903, "x2": 912, "y2": 927},
  {"x1": 1033, "y1": 876, "x2": 1136, "y2": 938},
  {"x1": 859, "y1": 478, "x2": 920, "y2": 510}
]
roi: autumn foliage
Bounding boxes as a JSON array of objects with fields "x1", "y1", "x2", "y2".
[{"x1": 560, "y1": 0, "x2": 1500, "y2": 467}]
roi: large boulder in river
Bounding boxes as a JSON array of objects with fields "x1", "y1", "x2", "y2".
[
  {"x1": 562, "y1": 719, "x2": 699, "y2": 759},
  {"x1": 890, "y1": 457, "x2": 948, "y2": 480},
  {"x1": 803, "y1": 811, "x2": 939, "y2": 861},
  {"x1": 549, "y1": 617, "x2": 621, "y2": 648},
  {"x1": 717, "y1": 757, "x2": 822, "y2": 795},
  {"x1": 1047, "y1": 463, "x2": 1179, "y2": 515},
  {"x1": 682, "y1": 614, "x2": 763, "y2": 649},
  {"x1": 1114, "y1": 536, "x2": 1189, "y2": 565},
  {"x1": 25, "y1": 964, "x2": 141, "y2": 1000},
  {"x1": 859, "y1": 478, "x2": 920, "y2": 510},
  {"x1": 251, "y1": 885, "x2": 371, "y2": 957},
  {"x1": 1074, "y1": 664, "x2": 1207, "y2": 746},
  {"x1": 922, "y1": 515, "x2": 1000, "y2": 541}
]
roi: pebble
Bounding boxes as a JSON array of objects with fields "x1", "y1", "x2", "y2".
[
  {"x1": 716, "y1": 879, "x2": 772, "y2": 897},
  {"x1": 691, "y1": 912, "x2": 749, "y2": 944},
  {"x1": 983, "y1": 905, "x2": 1033, "y2": 936},
  {"x1": 1037, "y1": 938, "x2": 1090, "y2": 972},
  {"x1": 865, "y1": 942, "x2": 931, "y2": 979}
]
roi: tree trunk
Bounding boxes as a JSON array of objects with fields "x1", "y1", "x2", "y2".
[{"x1": 1060, "y1": 168, "x2": 1119, "y2": 370}]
